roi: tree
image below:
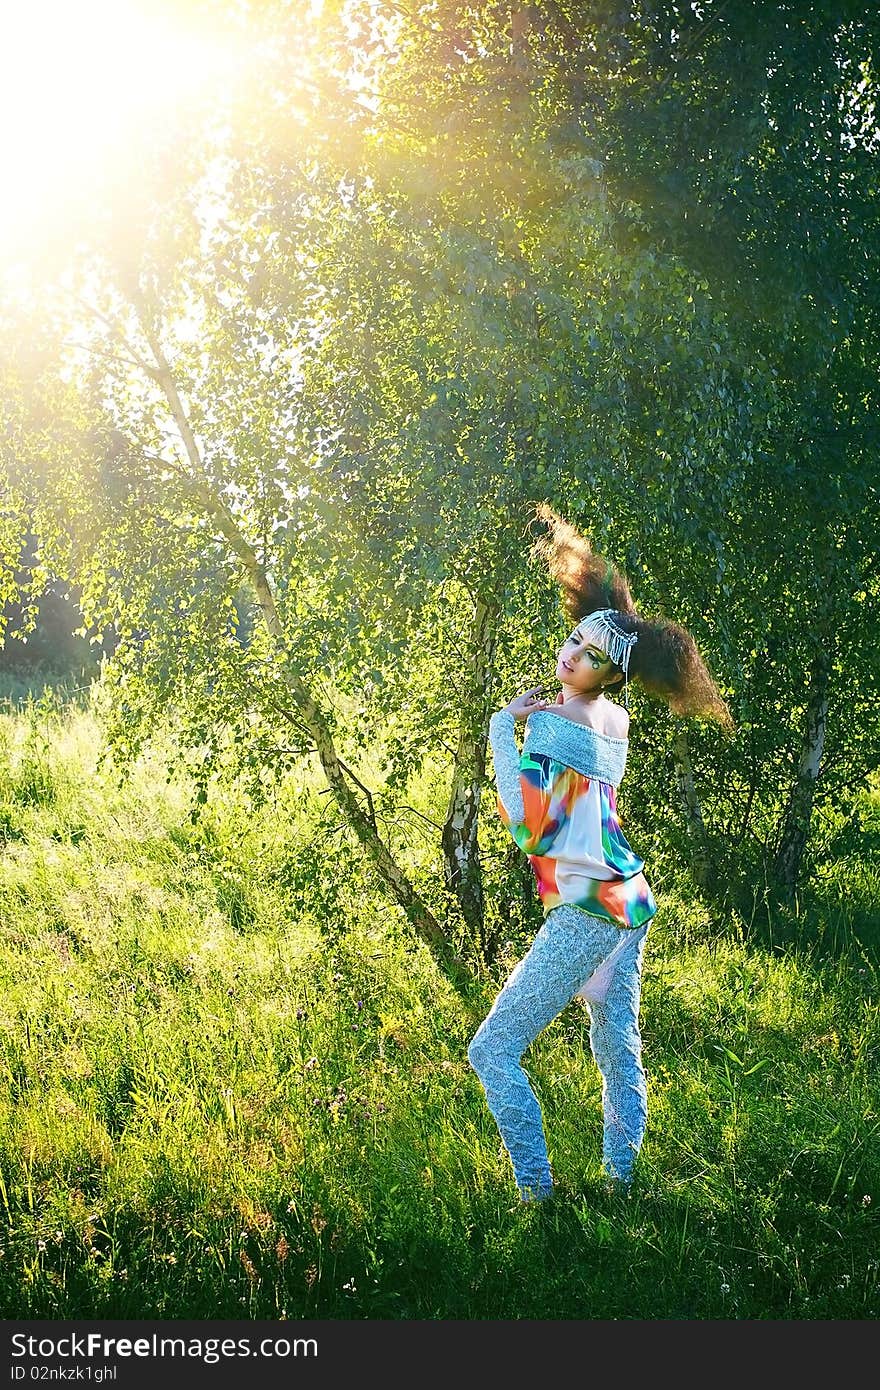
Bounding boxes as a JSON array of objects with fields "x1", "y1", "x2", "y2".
[{"x1": 3, "y1": 0, "x2": 875, "y2": 987}]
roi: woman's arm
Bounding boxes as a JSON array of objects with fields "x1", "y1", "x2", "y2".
[
  {"x1": 487, "y1": 688, "x2": 550, "y2": 824},
  {"x1": 488, "y1": 709, "x2": 526, "y2": 823},
  {"x1": 488, "y1": 706, "x2": 574, "y2": 855}
]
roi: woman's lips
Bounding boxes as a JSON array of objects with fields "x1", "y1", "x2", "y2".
[{"x1": 561, "y1": 660, "x2": 574, "y2": 672}]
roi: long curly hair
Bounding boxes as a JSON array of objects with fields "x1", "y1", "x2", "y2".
[{"x1": 529, "y1": 502, "x2": 734, "y2": 733}]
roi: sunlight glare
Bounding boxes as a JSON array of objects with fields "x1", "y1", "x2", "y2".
[{"x1": 0, "y1": 0, "x2": 234, "y2": 268}]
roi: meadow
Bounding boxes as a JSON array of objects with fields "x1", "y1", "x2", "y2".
[{"x1": 0, "y1": 675, "x2": 876, "y2": 1320}]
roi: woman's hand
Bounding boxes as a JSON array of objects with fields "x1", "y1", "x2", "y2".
[{"x1": 503, "y1": 687, "x2": 551, "y2": 722}]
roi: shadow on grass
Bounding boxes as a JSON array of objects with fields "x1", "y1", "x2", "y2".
[
  {"x1": 0, "y1": 667, "x2": 98, "y2": 715},
  {"x1": 2, "y1": 1150, "x2": 876, "y2": 1321},
  {"x1": 721, "y1": 868, "x2": 880, "y2": 974}
]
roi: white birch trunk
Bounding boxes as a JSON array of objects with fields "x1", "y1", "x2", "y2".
[
  {"x1": 773, "y1": 650, "x2": 832, "y2": 895},
  {"x1": 441, "y1": 595, "x2": 498, "y2": 936}
]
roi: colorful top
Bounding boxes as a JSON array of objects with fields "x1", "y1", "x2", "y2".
[{"x1": 488, "y1": 706, "x2": 657, "y2": 929}]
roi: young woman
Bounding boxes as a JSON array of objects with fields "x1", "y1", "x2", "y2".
[{"x1": 468, "y1": 502, "x2": 733, "y2": 1202}]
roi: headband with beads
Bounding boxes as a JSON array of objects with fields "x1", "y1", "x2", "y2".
[{"x1": 577, "y1": 609, "x2": 638, "y2": 708}]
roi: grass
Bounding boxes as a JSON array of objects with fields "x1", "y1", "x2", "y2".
[{"x1": 0, "y1": 675, "x2": 877, "y2": 1319}]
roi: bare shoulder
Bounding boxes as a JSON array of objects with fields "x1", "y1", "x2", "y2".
[{"x1": 603, "y1": 703, "x2": 630, "y2": 740}]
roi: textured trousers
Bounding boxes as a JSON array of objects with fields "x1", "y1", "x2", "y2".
[{"x1": 468, "y1": 904, "x2": 650, "y2": 1198}]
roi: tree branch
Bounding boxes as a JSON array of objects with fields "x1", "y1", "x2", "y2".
[{"x1": 336, "y1": 755, "x2": 377, "y2": 832}]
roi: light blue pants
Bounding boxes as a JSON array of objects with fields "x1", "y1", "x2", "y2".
[{"x1": 468, "y1": 904, "x2": 650, "y2": 1199}]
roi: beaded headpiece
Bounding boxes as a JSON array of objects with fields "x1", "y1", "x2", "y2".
[{"x1": 577, "y1": 609, "x2": 639, "y2": 708}]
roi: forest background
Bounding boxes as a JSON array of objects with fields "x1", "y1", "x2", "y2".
[{"x1": 0, "y1": 0, "x2": 877, "y2": 1320}]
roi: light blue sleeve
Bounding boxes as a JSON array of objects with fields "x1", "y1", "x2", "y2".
[{"x1": 488, "y1": 709, "x2": 526, "y2": 824}]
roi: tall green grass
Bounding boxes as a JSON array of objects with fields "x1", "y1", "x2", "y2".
[{"x1": 0, "y1": 678, "x2": 876, "y2": 1318}]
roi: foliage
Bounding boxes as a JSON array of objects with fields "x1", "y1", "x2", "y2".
[{"x1": 1, "y1": 0, "x2": 878, "y2": 943}]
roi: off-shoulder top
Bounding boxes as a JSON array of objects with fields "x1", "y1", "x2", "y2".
[{"x1": 487, "y1": 707, "x2": 656, "y2": 929}]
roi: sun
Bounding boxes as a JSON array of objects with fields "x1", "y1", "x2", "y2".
[{"x1": 0, "y1": 0, "x2": 235, "y2": 273}]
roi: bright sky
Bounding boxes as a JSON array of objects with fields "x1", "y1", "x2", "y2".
[{"x1": 0, "y1": 0, "x2": 237, "y2": 275}]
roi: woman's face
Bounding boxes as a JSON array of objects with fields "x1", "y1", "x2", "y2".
[{"x1": 554, "y1": 623, "x2": 620, "y2": 697}]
